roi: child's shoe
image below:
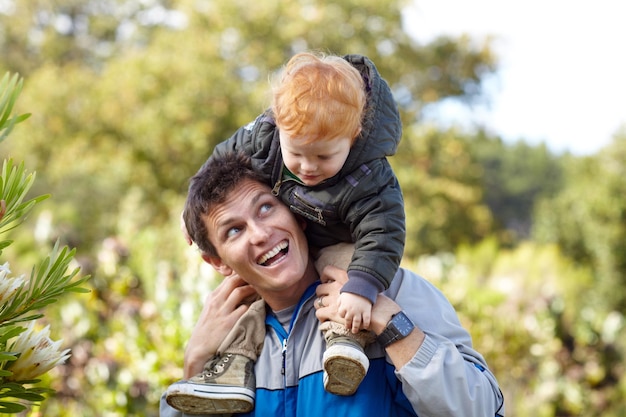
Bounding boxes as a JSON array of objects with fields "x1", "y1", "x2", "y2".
[
  {"x1": 165, "y1": 353, "x2": 255, "y2": 414},
  {"x1": 322, "y1": 335, "x2": 369, "y2": 396}
]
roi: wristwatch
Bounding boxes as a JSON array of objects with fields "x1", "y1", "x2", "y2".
[{"x1": 377, "y1": 311, "x2": 415, "y2": 348}]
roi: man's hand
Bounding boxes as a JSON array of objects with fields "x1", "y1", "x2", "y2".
[
  {"x1": 316, "y1": 265, "x2": 425, "y2": 369},
  {"x1": 183, "y1": 274, "x2": 257, "y2": 378},
  {"x1": 315, "y1": 264, "x2": 400, "y2": 335},
  {"x1": 314, "y1": 265, "x2": 346, "y2": 325}
]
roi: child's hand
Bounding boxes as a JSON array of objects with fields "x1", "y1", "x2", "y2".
[{"x1": 338, "y1": 292, "x2": 372, "y2": 334}]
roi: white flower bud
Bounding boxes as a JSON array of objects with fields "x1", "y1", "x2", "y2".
[
  {"x1": 7, "y1": 322, "x2": 71, "y2": 381},
  {"x1": 0, "y1": 262, "x2": 25, "y2": 304}
]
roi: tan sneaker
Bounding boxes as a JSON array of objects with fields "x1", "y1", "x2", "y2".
[
  {"x1": 322, "y1": 335, "x2": 369, "y2": 396},
  {"x1": 165, "y1": 353, "x2": 255, "y2": 414}
]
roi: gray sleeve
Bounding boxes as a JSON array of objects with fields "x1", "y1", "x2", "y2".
[{"x1": 385, "y1": 269, "x2": 505, "y2": 417}]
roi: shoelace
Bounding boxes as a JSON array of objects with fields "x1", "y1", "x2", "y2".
[{"x1": 202, "y1": 353, "x2": 233, "y2": 378}]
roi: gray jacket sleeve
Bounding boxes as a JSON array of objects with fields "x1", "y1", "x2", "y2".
[{"x1": 385, "y1": 268, "x2": 506, "y2": 417}]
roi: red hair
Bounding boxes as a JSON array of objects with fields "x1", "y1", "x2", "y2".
[{"x1": 272, "y1": 52, "x2": 365, "y2": 144}]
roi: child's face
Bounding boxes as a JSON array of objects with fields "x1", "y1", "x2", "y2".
[{"x1": 279, "y1": 132, "x2": 351, "y2": 186}]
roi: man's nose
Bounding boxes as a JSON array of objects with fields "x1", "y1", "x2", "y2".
[{"x1": 248, "y1": 221, "x2": 270, "y2": 244}]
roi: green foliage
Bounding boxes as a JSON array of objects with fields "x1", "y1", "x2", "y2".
[
  {"x1": 1, "y1": 73, "x2": 90, "y2": 414},
  {"x1": 0, "y1": 160, "x2": 49, "y2": 252},
  {"x1": 0, "y1": 241, "x2": 90, "y2": 327},
  {"x1": 409, "y1": 239, "x2": 624, "y2": 417},
  {"x1": 394, "y1": 125, "x2": 494, "y2": 257},
  {"x1": 469, "y1": 131, "x2": 564, "y2": 241},
  {"x1": 533, "y1": 133, "x2": 626, "y2": 311},
  {"x1": 0, "y1": 74, "x2": 31, "y2": 143},
  {"x1": 0, "y1": 0, "x2": 180, "y2": 76},
  {"x1": 0, "y1": 382, "x2": 50, "y2": 414}
]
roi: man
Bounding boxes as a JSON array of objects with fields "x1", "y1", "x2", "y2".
[{"x1": 160, "y1": 152, "x2": 505, "y2": 417}]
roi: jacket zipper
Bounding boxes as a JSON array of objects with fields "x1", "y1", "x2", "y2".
[
  {"x1": 281, "y1": 339, "x2": 287, "y2": 375},
  {"x1": 271, "y1": 177, "x2": 282, "y2": 196}
]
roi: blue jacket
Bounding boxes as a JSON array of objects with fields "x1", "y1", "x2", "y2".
[{"x1": 160, "y1": 268, "x2": 505, "y2": 417}]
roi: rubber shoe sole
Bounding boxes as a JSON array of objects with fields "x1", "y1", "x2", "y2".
[
  {"x1": 166, "y1": 382, "x2": 254, "y2": 415},
  {"x1": 323, "y1": 344, "x2": 369, "y2": 396}
]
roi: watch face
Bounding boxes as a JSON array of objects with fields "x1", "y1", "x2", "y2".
[
  {"x1": 378, "y1": 311, "x2": 415, "y2": 348},
  {"x1": 392, "y1": 312, "x2": 414, "y2": 336}
]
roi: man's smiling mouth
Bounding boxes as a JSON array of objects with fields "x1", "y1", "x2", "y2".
[{"x1": 257, "y1": 241, "x2": 289, "y2": 266}]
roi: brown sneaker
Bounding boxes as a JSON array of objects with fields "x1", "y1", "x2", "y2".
[
  {"x1": 322, "y1": 335, "x2": 369, "y2": 396},
  {"x1": 165, "y1": 353, "x2": 255, "y2": 414}
]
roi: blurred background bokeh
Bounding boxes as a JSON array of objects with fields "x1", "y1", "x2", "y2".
[{"x1": 1, "y1": 0, "x2": 625, "y2": 415}]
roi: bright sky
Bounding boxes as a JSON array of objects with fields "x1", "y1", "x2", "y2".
[{"x1": 404, "y1": 0, "x2": 626, "y2": 155}]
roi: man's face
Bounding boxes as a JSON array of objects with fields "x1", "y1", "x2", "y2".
[
  {"x1": 279, "y1": 131, "x2": 351, "y2": 186},
  {"x1": 203, "y1": 178, "x2": 315, "y2": 307}
]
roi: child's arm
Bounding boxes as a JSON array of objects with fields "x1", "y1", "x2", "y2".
[
  {"x1": 207, "y1": 111, "x2": 279, "y2": 168},
  {"x1": 314, "y1": 243, "x2": 372, "y2": 333},
  {"x1": 341, "y1": 163, "x2": 405, "y2": 302},
  {"x1": 337, "y1": 292, "x2": 372, "y2": 333}
]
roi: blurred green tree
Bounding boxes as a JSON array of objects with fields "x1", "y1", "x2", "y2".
[
  {"x1": 394, "y1": 125, "x2": 494, "y2": 257},
  {"x1": 530, "y1": 132, "x2": 626, "y2": 416},
  {"x1": 413, "y1": 237, "x2": 624, "y2": 417},
  {"x1": 0, "y1": 0, "x2": 183, "y2": 76},
  {"x1": 534, "y1": 131, "x2": 626, "y2": 312},
  {"x1": 469, "y1": 131, "x2": 564, "y2": 242}
]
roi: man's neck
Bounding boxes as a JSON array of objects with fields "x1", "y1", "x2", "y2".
[{"x1": 262, "y1": 260, "x2": 319, "y2": 311}]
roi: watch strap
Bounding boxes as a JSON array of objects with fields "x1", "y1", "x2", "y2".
[{"x1": 377, "y1": 311, "x2": 414, "y2": 348}]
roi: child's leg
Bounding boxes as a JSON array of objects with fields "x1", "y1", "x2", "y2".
[
  {"x1": 313, "y1": 242, "x2": 355, "y2": 273},
  {"x1": 217, "y1": 298, "x2": 266, "y2": 359},
  {"x1": 320, "y1": 320, "x2": 376, "y2": 396},
  {"x1": 320, "y1": 320, "x2": 376, "y2": 349},
  {"x1": 166, "y1": 299, "x2": 266, "y2": 415},
  {"x1": 314, "y1": 243, "x2": 376, "y2": 396}
]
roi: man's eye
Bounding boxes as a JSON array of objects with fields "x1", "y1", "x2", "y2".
[
  {"x1": 260, "y1": 203, "x2": 272, "y2": 214},
  {"x1": 226, "y1": 227, "x2": 241, "y2": 238}
]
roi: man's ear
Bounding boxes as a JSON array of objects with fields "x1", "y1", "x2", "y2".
[{"x1": 201, "y1": 253, "x2": 234, "y2": 277}]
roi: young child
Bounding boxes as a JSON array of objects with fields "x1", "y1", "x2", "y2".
[{"x1": 166, "y1": 52, "x2": 404, "y2": 414}]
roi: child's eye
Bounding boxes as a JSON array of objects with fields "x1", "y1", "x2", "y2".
[{"x1": 318, "y1": 155, "x2": 330, "y2": 161}]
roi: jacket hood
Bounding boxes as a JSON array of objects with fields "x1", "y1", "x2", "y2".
[{"x1": 340, "y1": 54, "x2": 402, "y2": 173}]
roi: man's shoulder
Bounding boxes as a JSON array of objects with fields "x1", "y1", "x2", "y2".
[{"x1": 387, "y1": 268, "x2": 444, "y2": 300}]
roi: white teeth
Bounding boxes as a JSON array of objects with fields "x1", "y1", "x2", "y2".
[{"x1": 257, "y1": 241, "x2": 288, "y2": 265}]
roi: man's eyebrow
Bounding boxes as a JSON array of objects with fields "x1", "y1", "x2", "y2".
[
  {"x1": 250, "y1": 190, "x2": 265, "y2": 206},
  {"x1": 214, "y1": 189, "x2": 267, "y2": 229}
]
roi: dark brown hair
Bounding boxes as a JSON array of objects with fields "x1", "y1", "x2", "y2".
[{"x1": 183, "y1": 153, "x2": 266, "y2": 256}]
